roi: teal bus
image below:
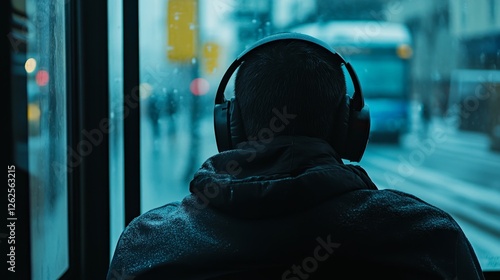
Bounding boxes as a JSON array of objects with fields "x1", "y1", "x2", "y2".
[{"x1": 291, "y1": 20, "x2": 413, "y2": 143}]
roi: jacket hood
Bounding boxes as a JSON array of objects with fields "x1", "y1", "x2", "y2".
[{"x1": 189, "y1": 136, "x2": 377, "y2": 219}]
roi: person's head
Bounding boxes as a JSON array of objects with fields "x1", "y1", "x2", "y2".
[{"x1": 234, "y1": 39, "x2": 347, "y2": 144}]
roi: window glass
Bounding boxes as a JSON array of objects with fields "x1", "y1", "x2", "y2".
[
  {"x1": 108, "y1": 0, "x2": 125, "y2": 259},
  {"x1": 26, "y1": 0, "x2": 69, "y2": 278},
  {"x1": 139, "y1": 0, "x2": 219, "y2": 212},
  {"x1": 137, "y1": 0, "x2": 500, "y2": 271}
]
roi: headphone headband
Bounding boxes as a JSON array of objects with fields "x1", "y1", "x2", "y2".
[
  {"x1": 213, "y1": 32, "x2": 370, "y2": 162},
  {"x1": 215, "y1": 32, "x2": 364, "y2": 111}
]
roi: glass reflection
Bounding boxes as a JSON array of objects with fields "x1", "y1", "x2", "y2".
[{"x1": 26, "y1": 0, "x2": 68, "y2": 278}]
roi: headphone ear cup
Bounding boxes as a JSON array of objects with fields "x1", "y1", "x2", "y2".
[
  {"x1": 229, "y1": 98, "x2": 247, "y2": 147},
  {"x1": 343, "y1": 103, "x2": 371, "y2": 162},
  {"x1": 214, "y1": 101, "x2": 232, "y2": 152},
  {"x1": 331, "y1": 94, "x2": 350, "y2": 156},
  {"x1": 331, "y1": 95, "x2": 370, "y2": 162}
]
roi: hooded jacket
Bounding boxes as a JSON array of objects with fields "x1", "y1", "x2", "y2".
[{"x1": 107, "y1": 136, "x2": 484, "y2": 280}]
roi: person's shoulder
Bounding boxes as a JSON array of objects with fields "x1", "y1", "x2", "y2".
[
  {"x1": 131, "y1": 201, "x2": 180, "y2": 222},
  {"x1": 379, "y1": 188, "x2": 442, "y2": 208},
  {"x1": 127, "y1": 195, "x2": 217, "y2": 229},
  {"x1": 370, "y1": 188, "x2": 461, "y2": 227},
  {"x1": 108, "y1": 202, "x2": 183, "y2": 279}
]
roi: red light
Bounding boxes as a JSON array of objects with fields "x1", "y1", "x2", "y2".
[
  {"x1": 36, "y1": 70, "x2": 49, "y2": 86},
  {"x1": 189, "y1": 78, "x2": 210, "y2": 96}
]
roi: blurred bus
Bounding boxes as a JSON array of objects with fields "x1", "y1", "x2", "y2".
[{"x1": 290, "y1": 20, "x2": 413, "y2": 143}]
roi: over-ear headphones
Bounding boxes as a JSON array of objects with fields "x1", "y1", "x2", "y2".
[{"x1": 214, "y1": 32, "x2": 370, "y2": 162}]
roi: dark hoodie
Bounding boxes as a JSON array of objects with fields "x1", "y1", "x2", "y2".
[{"x1": 107, "y1": 136, "x2": 484, "y2": 280}]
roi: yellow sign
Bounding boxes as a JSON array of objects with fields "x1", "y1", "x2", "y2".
[
  {"x1": 202, "y1": 42, "x2": 219, "y2": 74},
  {"x1": 167, "y1": 0, "x2": 198, "y2": 62}
]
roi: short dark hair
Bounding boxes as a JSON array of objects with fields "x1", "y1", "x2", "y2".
[{"x1": 234, "y1": 39, "x2": 347, "y2": 143}]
